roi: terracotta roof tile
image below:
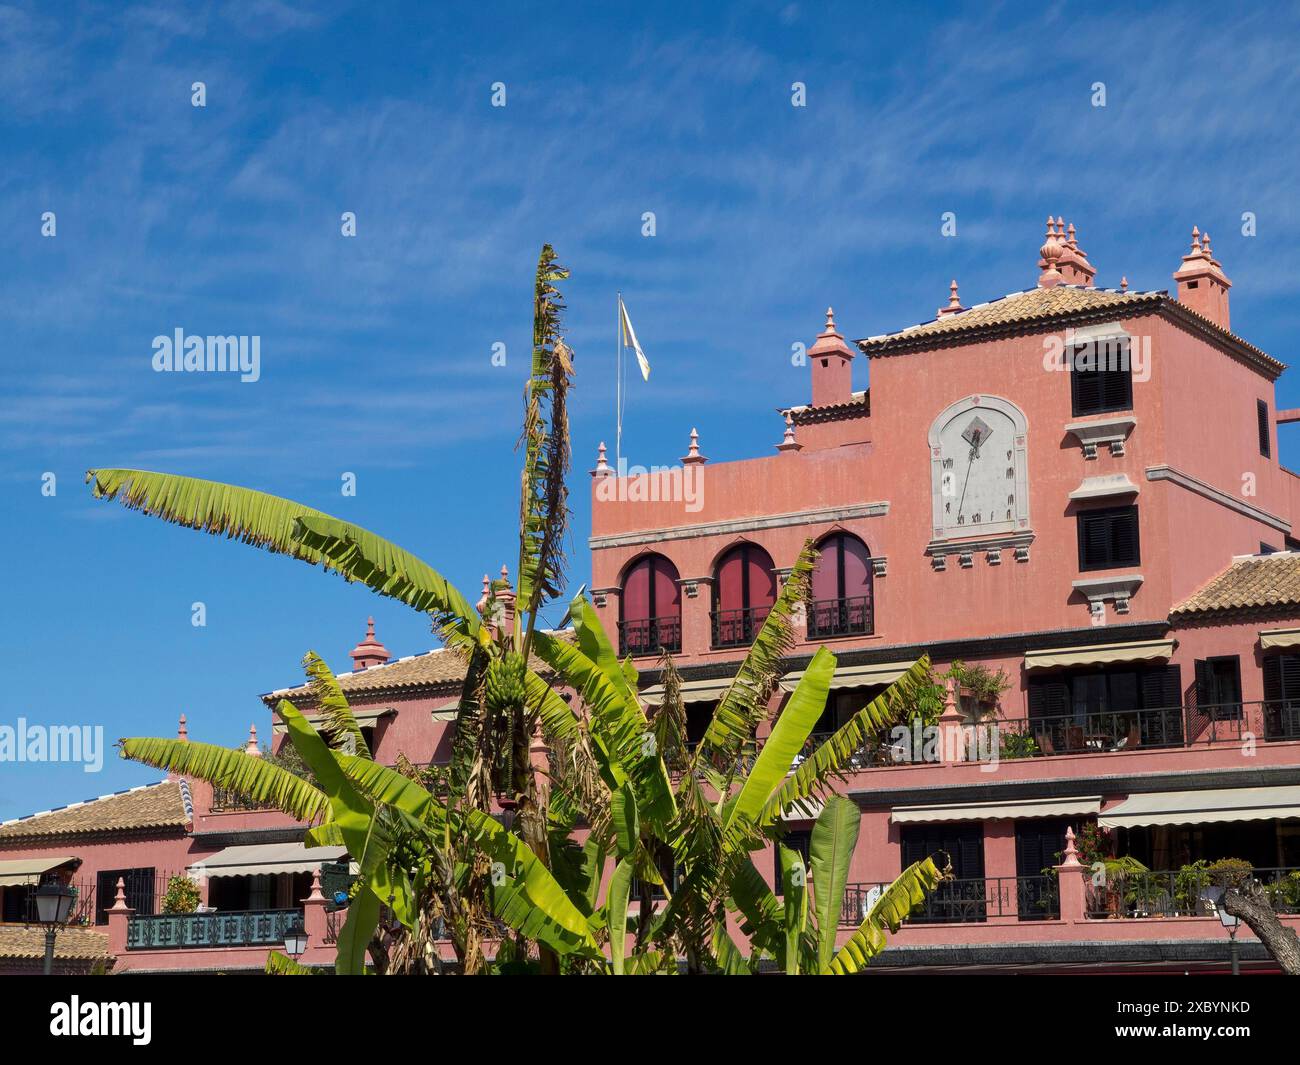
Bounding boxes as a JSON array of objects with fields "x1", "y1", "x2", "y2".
[
  {"x1": 857, "y1": 286, "x2": 1282, "y2": 374},
  {"x1": 0, "y1": 925, "x2": 111, "y2": 962},
  {"x1": 263, "y1": 641, "x2": 563, "y2": 705},
  {"x1": 860, "y1": 286, "x2": 1160, "y2": 348},
  {"x1": 0, "y1": 781, "x2": 189, "y2": 841},
  {"x1": 1171, "y1": 553, "x2": 1300, "y2": 620}
]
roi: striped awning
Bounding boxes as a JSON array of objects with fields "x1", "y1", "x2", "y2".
[
  {"x1": 271, "y1": 707, "x2": 393, "y2": 735},
  {"x1": 190, "y1": 843, "x2": 347, "y2": 878},
  {"x1": 1024, "y1": 639, "x2": 1174, "y2": 671},
  {"x1": 780, "y1": 660, "x2": 914, "y2": 694},
  {"x1": 641, "y1": 677, "x2": 734, "y2": 706},
  {"x1": 891, "y1": 796, "x2": 1102, "y2": 825},
  {"x1": 0, "y1": 856, "x2": 79, "y2": 887},
  {"x1": 1260, "y1": 628, "x2": 1300, "y2": 650},
  {"x1": 1098, "y1": 786, "x2": 1300, "y2": 829}
]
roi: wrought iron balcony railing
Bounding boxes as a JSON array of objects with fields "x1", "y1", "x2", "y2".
[
  {"x1": 805, "y1": 594, "x2": 873, "y2": 639},
  {"x1": 839, "y1": 875, "x2": 1059, "y2": 925},
  {"x1": 618, "y1": 615, "x2": 682, "y2": 657},
  {"x1": 711, "y1": 605, "x2": 771, "y2": 649},
  {"x1": 126, "y1": 908, "x2": 302, "y2": 950},
  {"x1": 1085, "y1": 866, "x2": 1300, "y2": 919}
]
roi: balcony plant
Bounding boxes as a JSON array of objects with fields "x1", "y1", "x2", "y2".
[
  {"x1": 161, "y1": 875, "x2": 201, "y2": 915},
  {"x1": 945, "y1": 661, "x2": 1010, "y2": 716}
]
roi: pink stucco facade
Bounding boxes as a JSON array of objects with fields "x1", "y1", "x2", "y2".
[{"x1": 4, "y1": 221, "x2": 1299, "y2": 973}]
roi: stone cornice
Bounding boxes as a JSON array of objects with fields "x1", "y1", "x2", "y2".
[
  {"x1": 589, "y1": 501, "x2": 889, "y2": 551},
  {"x1": 1145, "y1": 464, "x2": 1290, "y2": 533}
]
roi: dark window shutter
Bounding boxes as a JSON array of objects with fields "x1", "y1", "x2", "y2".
[
  {"x1": 1140, "y1": 665, "x2": 1181, "y2": 709},
  {"x1": 1028, "y1": 680, "x2": 1069, "y2": 718},
  {"x1": 1071, "y1": 339, "x2": 1133, "y2": 416},
  {"x1": 1078, "y1": 506, "x2": 1140, "y2": 570},
  {"x1": 1194, "y1": 659, "x2": 1211, "y2": 704},
  {"x1": 1110, "y1": 508, "x2": 1140, "y2": 566},
  {"x1": 1258, "y1": 400, "x2": 1271, "y2": 458},
  {"x1": 1264, "y1": 655, "x2": 1282, "y2": 703},
  {"x1": 1279, "y1": 654, "x2": 1300, "y2": 701}
]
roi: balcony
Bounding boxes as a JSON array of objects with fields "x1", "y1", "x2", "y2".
[
  {"x1": 806, "y1": 594, "x2": 873, "y2": 639},
  {"x1": 618, "y1": 615, "x2": 682, "y2": 658},
  {"x1": 210, "y1": 786, "x2": 281, "y2": 813},
  {"x1": 711, "y1": 605, "x2": 771, "y2": 649},
  {"x1": 1085, "y1": 867, "x2": 1300, "y2": 919},
  {"x1": 126, "y1": 908, "x2": 302, "y2": 950},
  {"x1": 841, "y1": 876, "x2": 1059, "y2": 925},
  {"x1": 994, "y1": 701, "x2": 1300, "y2": 759}
]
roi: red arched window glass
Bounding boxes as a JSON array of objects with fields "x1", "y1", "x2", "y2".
[
  {"x1": 712, "y1": 543, "x2": 777, "y2": 648},
  {"x1": 808, "y1": 533, "x2": 874, "y2": 638},
  {"x1": 619, "y1": 554, "x2": 681, "y2": 656}
]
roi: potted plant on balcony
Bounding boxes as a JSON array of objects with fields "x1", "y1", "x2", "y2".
[
  {"x1": 945, "y1": 661, "x2": 1010, "y2": 717},
  {"x1": 162, "y1": 875, "x2": 201, "y2": 915}
]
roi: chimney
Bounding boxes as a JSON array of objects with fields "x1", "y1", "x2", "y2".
[
  {"x1": 1055, "y1": 219, "x2": 1096, "y2": 287},
  {"x1": 808, "y1": 307, "x2": 854, "y2": 408},
  {"x1": 1173, "y1": 226, "x2": 1231, "y2": 331},
  {"x1": 348, "y1": 616, "x2": 391, "y2": 671}
]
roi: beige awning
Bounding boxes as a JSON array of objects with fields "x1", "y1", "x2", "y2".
[
  {"x1": 1260, "y1": 628, "x2": 1300, "y2": 650},
  {"x1": 891, "y1": 796, "x2": 1101, "y2": 825},
  {"x1": 0, "y1": 856, "x2": 79, "y2": 887},
  {"x1": 430, "y1": 700, "x2": 459, "y2": 721},
  {"x1": 641, "y1": 677, "x2": 734, "y2": 706},
  {"x1": 190, "y1": 843, "x2": 347, "y2": 878},
  {"x1": 780, "y1": 660, "x2": 914, "y2": 694},
  {"x1": 271, "y1": 707, "x2": 393, "y2": 735},
  {"x1": 1024, "y1": 639, "x2": 1175, "y2": 671},
  {"x1": 1098, "y1": 786, "x2": 1300, "y2": 829}
]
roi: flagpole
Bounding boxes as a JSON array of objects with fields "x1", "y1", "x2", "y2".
[{"x1": 616, "y1": 291, "x2": 623, "y2": 466}]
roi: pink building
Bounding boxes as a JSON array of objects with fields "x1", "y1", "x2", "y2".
[{"x1": 3, "y1": 218, "x2": 1299, "y2": 973}]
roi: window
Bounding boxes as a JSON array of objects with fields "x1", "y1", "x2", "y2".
[
  {"x1": 900, "y1": 823, "x2": 986, "y2": 923},
  {"x1": 1070, "y1": 337, "x2": 1133, "y2": 416},
  {"x1": 1077, "y1": 505, "x2": 1140, "y2": 570},
  {"x1": 808, "y1": 533, "x2": 874, "y2": 638},
  {"x1": 1258, "y1": 399, "x2": 1271, "y2": 458},
  {"x1": 1194, "y1": 656, "x2": 1242, "y2": 721},
  {"x1": 1015, "y1": 820, "x2": 1072, "y2": 920},
  {"x1": 1260, "y1": 543, "x2": 1279, "y2": 555},
  {"x1": 773, "y1": 830, "x2": 812, "y2": 895},
  {"x1": 1262, "y1": 653, "x2": 1300, "y2": 740},
  {"x1": 1028, "y1": 664, "x2": 1182, "y2": 752},
  {"x1": 94, "y1": 867, "x2": 156, "y2": 925},
  {"x1": 619, "y1": 553, "x2": 682, "y2": 657},
  {"x1": 711, "y1": 543, "x2": 776, "y2": 648}
]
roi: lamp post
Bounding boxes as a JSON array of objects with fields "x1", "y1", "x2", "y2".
[
  {"x1": 1219, "y1": 904, "x2": 1241, "y2": 976},
  {"x1": 1201, "y1": 885, "x2": 1241, "y2": 976},
  {"x1": 34, "y1": 881, "x2": 75, "y2": 976},
  {"x1": 283, "y1": 918, "x2": 309, "y2": 959}
]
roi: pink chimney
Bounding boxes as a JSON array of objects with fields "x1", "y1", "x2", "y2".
[
  {"x1": 1173, "y1": 226, "x2": 1231, "y2": 331},
  {"x1": 808, "y1": 307, "x2": 855, "y2": 408}
]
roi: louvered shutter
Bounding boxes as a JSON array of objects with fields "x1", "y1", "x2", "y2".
[{"x1": 1110, "y1": 507, "x2": 1140, "y2": 566}]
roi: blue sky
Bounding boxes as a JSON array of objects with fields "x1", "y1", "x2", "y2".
[{"x1": 2, "y1": 0, "x2": 1299, "y2": 818}]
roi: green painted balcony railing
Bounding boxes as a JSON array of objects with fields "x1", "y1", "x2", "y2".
[{"x1": 125, "y1": 908, "x2": 302, "y2": 950}]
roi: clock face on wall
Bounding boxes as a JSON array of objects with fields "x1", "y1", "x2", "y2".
[{"x1": 929, "y1": 396, "x2": 1030, "y2": 542}]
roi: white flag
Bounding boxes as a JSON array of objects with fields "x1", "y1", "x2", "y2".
[{"x1": 619, "y1": 298, "x2": 651, "y2": 381}]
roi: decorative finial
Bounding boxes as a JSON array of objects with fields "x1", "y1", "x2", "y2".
[
  {"x1": 590, "y1": 440, "x2": 612, "y2": 477},
  {"x1": 936, "y1": 279, "x2": 965, "y2": 317},
  {"x1": 245, "y1": 724, "x2": 261, "y2": 757},
  {"x1": 776, "y1": 410, "x2": 801, "y2": 453},
  {"x1": 1066, "y1": 222, "x2": 1077, "y2": 248},
  {"x1": 1202, "y1": 231, "x2": 1213, "y2": 259},
  {"x1": 1120, "y1": 276, "x2": 1128, "y2": 292},
  {"x1": 365, "y1": 616, "x2": 375, "y2": 638},
  {"x1": 682, "y1": 427, "x2": 707, "y2": 465},
  {"x1": 1038, "y1": 218, "x2": 1063, "y2": 287},
  {"x1": 1060, "y1": 825, "x2": 1080, "y2": 867},
  {"x1": 824, "y1": 307, "x2": 836, "y2": 332},
  {"x1": 178, "y1": 713, "x2": 188, "y2": 741},
  {"x1": 1190, "y1": 225, "x2": 1201, "y2": 252},
  {"x1": 1055, "y1": 216, "x2": 1065, "y2": 237}
]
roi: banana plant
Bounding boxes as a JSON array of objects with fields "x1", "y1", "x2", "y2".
[
  {"x1": 530, "y1": 542, "x2": 943, "y2": 973},
  {"x1": 120, "y1": 651, "x2": 601, "y2": 973},
  {"x1": 86, "y1": 245, "x2": 609, "y2": 969}
]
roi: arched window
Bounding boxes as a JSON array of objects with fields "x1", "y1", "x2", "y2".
[
  {"x1": 808, "y1": 533, "x2": 874, "y2": 638},
  {"x1": 712, "y1": 543, "x2": 776, "y2": 648},
  {"x1": 619, "y1": 554, "x2": 681, "y2": 657}
]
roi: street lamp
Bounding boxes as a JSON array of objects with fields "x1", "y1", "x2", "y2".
[
  {"x1": 283, "y1": 918, "x2": 309, "y2": 959},
  {"x1": 1200, "y1": 885, "x2": 1242, "y2": 976},
  {"x1": 34, "y1": 881, "x2": 75, "y2": 976},
  {"x1": 1219, "y1": 901, "x2": 1241, "y2": 976}
]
